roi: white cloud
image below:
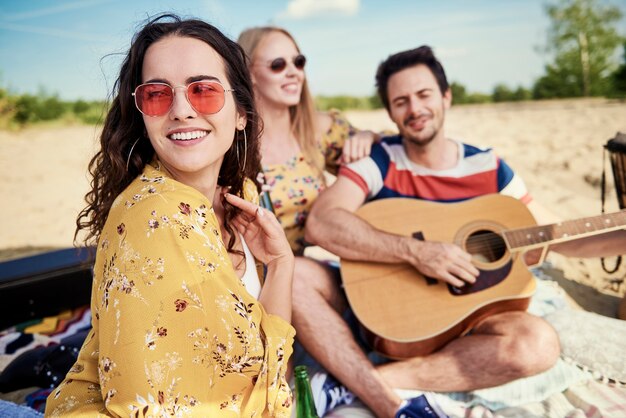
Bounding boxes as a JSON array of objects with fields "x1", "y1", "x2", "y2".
[
  {"x1": 278, "y1": 0, "x2": 360, "y2": 20},
  {"x1": 2, "y1": 0, "x2": 114, "y2": 21},
  {"x1": 0, "y1": 21, "x2": 104, "y2": 42}
]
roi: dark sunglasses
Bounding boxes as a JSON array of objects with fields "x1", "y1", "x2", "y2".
[
  {"x1": 268, "y1": 54, "x2": 307, "y2": 73},
  {"x1": 132, "y1": 81, "x2": 234, "y2": 117}
]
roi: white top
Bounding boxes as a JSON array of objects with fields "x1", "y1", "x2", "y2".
[{"x1": 240, "y1": 234, "x2": 262, "y2": 299}]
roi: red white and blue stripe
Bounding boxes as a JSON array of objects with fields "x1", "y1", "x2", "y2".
[{"x1": 339, "y1": 135, "x2": 531, "y2": 204}]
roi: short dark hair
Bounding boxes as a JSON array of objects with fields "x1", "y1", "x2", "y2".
[{"x1": 375, "y1": 45, "x2": 449, "y2": 110}]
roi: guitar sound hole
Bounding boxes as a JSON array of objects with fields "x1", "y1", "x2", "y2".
[{"x1": 465, "y1": 230, "x2": 506, "y2": 263}]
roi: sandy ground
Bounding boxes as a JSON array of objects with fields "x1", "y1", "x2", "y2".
[{"x1": 1, "y1": 98, "x2": 625, "y2": 317}]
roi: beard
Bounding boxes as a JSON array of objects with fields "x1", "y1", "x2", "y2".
[
  {"x1": 403, "y1": 129, "x2": 437, "y2": 147},
  {"x1": 400, "y1": 114, "x2": 438, "y2": 147}
]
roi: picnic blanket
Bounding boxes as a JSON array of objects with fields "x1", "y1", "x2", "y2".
[{"x1": 327, "y1": 271, "x2": 626, "y2": 418}]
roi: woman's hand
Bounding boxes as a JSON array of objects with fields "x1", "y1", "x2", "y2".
[
  {"x1": 342, "y1": 130, "x2": 379, "y2": 163},
  {"x1": 224, "y1": 193, "x2": 293, "y2": 267},
  {"x1": 225, "y1": 192, "x2": 294, "y2": 322}
]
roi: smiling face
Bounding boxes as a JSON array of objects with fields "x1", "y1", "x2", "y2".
[
  {"x1": 141, "y1": 35, "x2": 245, "y2": 188},
  {"x1": 387, "y1": 64, "x2": 451, "y2": 147},
  {"x1": 249, "y1": 31, "x2": 304, "y2": 109}
]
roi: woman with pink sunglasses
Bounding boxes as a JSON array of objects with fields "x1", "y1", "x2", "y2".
[{"x1": 45, "y1": 14, "x2": 295, "y2": 417}]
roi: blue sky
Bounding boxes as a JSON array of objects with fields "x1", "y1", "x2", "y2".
[{"x1": 0, "y1": 0, "x2": 624, "y2": 101}]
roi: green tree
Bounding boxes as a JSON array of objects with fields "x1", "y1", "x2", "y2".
[
  {"x1": 38, "y1": 95, "x2": 66, "y2": 120},
  {"x1": 12, "y1": 91, "x2": 67, "y2": 124},
  {"x1": 492, "y1": 84, "x2": 514, "y2": 102},
  {"x1": 0, "y1": 87, "x2": 14, "y2": 128},
  {"x1": 315, "y1": 94, "x2": 381, "y2": 111},
  {"x1": 611, "y1": 40, "x2": 626, "y2": 97},
  {"x1": 73, "y1": 99, "x2": 90, "y2": 114},
  {"x1": 465, "y1": 92, "x2": 492, "y2": 104},
  {"x1": 450, "y1": 82, "x2": 467, "y2": 104},
  {"x1": 369, "y1": 93, "x2": 383, "y2": 109},
  {"x1": 533, "y1": 60, "x2": 581, "y2": 98},
  {"x1": 13, "y1": 94, "x2": 39, "y2": 123},
  {"x1": 540, "y1": 0, "x2": 624, "y2": 97},
  {"x1": 513, "y1": 86, "x2": 532, "y2": 101}
]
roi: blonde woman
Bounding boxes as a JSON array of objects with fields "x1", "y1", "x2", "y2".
[
  {"x1": 238, "y1": 27, "x2": 377, "y2": 415},
  {"x1": 238, "y1": 26, "x2": 377, "y2": 254}
]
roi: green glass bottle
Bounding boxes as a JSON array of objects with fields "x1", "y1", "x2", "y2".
[{"x1": 294, "y1": 365, "x2": 320, "y2": 418}]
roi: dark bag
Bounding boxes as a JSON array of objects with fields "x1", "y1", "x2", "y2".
[
  {"x1": 601, "y1": 132, "x2": 626, "y2": 273},
  {"x1": 0, "y1": 247, "x2": 93, "y2": 331}
]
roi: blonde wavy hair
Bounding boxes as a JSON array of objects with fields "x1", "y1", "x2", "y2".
[{"x1": 238, "y1": 27, "x2": 324, "y2": 173}]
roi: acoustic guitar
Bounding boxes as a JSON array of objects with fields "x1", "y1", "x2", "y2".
[{"x1": 339, "y1": 194, "x2": 625, "y2": 359}]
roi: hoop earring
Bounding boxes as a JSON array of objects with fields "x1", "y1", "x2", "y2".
[
  {"x1": 241, "y1": 128, "x2": 247, "y2": 172},
  {"x1": 235, "y1": 132, "x2": 240, "y2": 169},
  {"x1": 126, "y1": 137, "x2": 141, "y2": 171},
  {"x1": 235, "y1": 129, "x2": 247, "y2": 171}
]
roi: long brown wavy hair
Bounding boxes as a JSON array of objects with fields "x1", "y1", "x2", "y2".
[
  {"x1": 237, "y1": 27, "x2": 323, "y2": 175},
  {"x1": 76, "y1": 14, "x2": 262, "y2": 253}
]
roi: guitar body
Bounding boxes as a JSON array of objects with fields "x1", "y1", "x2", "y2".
[{"x1": 340, "y1": 194, "x2": 537, "y2": 359}]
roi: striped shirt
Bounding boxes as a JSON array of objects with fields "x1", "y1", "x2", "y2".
[{"x1": 339, "y1": 135, "x2": 531, "y2": 204}]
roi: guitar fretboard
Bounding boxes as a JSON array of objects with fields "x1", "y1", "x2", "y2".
[{"x1": 503, "y1": 210, "x2": 626, "y2": 251}]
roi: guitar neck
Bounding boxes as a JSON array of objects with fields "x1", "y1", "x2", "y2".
[{"x1": 502, "y1": 210, "x2": 626, "y2": 252}]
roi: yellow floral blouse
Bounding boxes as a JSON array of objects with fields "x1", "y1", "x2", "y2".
[
  {"x1": 45, "y1": 162, "x2": 295, "y2": 417},
  {"x1": 263, "y1": 111, "x2": 354, "y2": 254}
]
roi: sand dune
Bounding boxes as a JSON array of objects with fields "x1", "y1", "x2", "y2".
[{"x1": 1, "y1": 98, "x2": 625, "y2": 316}]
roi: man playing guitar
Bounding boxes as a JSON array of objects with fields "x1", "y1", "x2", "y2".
[{"x1": 294, "y1": 46, "x2": 626, "y2": 418}]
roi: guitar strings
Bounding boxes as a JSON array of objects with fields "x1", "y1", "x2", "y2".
[{"x1": 434, "y1": 211, "x2": 626, "y2": 251}]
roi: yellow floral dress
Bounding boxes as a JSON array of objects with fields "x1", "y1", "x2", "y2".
[
  {"x1": 45, "y1": 162, "x2": 295, "y2": 417},
  {"x1": 263, "y1": 111, "x2": 354, "y2": 254}
]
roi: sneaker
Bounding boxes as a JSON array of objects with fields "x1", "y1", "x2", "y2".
[
  {"x1": 395, "y1": 394, "x2": 448, "y2": 418},
  {"x1": 310, "y1": 371, "x2": 356, "y2": 416}
]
